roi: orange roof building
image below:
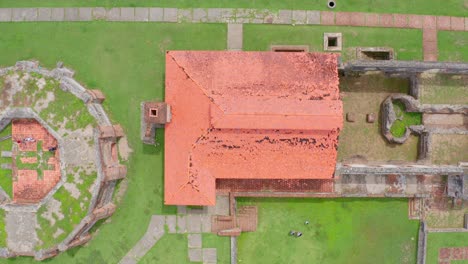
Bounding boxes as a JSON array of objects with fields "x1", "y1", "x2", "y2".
[{"x1": 164, "y1": 51, "x2": 343, "y2": 206}]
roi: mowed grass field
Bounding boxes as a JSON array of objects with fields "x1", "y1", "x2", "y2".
[
  {"x1": 244, "y1": 25, "x2": 423, "y2": 61},
  {"x1": 0, "y1": 0, "x2": 466, "y2": 16},
  {"x1": 427, "y1": 233, "x2": 468, "y2": 264},
  {"x1": 0, "y1": 22, "x2": 226, "y2": 263},
  {"x1": 237, "y1": 198, "x2": 419, "y2": 264}
]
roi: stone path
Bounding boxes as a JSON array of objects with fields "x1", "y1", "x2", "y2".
[
  {"x1": 120, "y1": 196, "x2": 230, "y2": 264},
  {"x1": 5, "y1": 210, "x2": 38, "y2": 254},
  {"x1": 119, "y1": 215, "x2": 165, "y2": 264},
  {"x1": 0, "y1": 7, "x2": 466, "y2": 61},
  {"x1": 439, "y1": 247, "x2": 468, "y2": 263}
]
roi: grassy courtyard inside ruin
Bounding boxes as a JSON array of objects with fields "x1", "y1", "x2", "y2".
[{"x1": 0, "y1": 2, "x2": 466, "y2": 263}]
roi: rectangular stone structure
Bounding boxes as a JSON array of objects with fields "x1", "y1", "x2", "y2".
[
  {"x1": 106, "y1": 8, "x2": 120, "y2": 21},
  {"x1": 306, "y1": 10, "x2": 320, "y2": 24},
  {"x1": 12, "y1": 8, "x2": 37, "y2": 22},
  {"x1": 120, "y1": 7, "x2": 135, "y2": 21},
  {"x1": 227, "y1": 23, "x2": 243, "y2": 50},
  {"x1": 163, "y1": 8, "x2": 177, "y2": 22},
  {"x1": 135, "y1": 8, "x2": 149, "y2": 22},
  {"x1": 275, "y1": 9, "x2": 292, "y2": 24},
  {"x1": 192, "y1": 8, "x2": 207, "y2": 22},
  {"x1": 0, "y1": 8, "x2": 12, "y2": 22},
  {"x1": 64, "y1": 8, "x2": 79, "y2": 21},
  {"x1": 78, "y1": 8, "x2": 92, "y2": 21},
  {"x1": 292, "y1": 10, "x2": 306, "y2": 24},
  {"x1": 92, "y1": 7, "x2": 106, "y2": 20},
  {"x1": 50, "y1": 8, "x2": 65, "y2": 21},
  {"x1": 149, "y1": 8, "x2": 163, "y2": 22}
]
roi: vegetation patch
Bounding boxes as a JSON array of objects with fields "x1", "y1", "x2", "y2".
[
  {"x1": 202, "y1": 233, "x2": 231, "y2": 264},
  {"x1": 0, "y1": 209, "x2": 6, "y2": 247},
  {"x1": 419, "y1": 74, "x2": 468, "y2": 105},
  {"x1": 390, "y1": 100, "x2": 422, "y2": 138},
  {"x1": 0, "y1": 124, "x2": 12, "y2": 198},
  {"x1": 36, "y1": 171, "x2": 97, "y2": 250},
  {"x1": 238, "y1": 198, "x2": 419, "y2": 264},
  {"x1": 427, "y1": 232, "x2": 468, "y2": 264}
]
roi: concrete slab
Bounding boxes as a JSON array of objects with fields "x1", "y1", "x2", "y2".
[
  {"x1": 306, "y1": 10, "x2": 320, "y2": 24},
  {"x1": 0, "y1": 8, "x2": 12, "y2": 22},
  {"x1": 120, "y1": 7, "x2": 135, "y2": 21},
  {"x1": 207, "y1": 8, "x2": 222, "y2": 22},
  {"x1": 64, "y1": 8, "x2": 79, "y2": 21},
  {"x1": 423, "y1": 15, "x2": 437, "y2": 29},
  {"x1": 393, "y1": 14, "x2": 408, "y2": 28},
  {"x1": 380, "y1": 14, "x2": 393, "y2": 27},
  {"x1": 203, "y1": 248, "x2": 217, "y2": 264},
  {"x1": 201, "y1": 215, "x2": 212, "y2": 233},
  {"x1": 50, "y1": 8, "x2": 65, "y2": 21},
  {"x1": 321, "y1": 11, "x2": 335, "y2": 25},
  {"x1": 149, "y1": 8, "x2": 163, "y2": 22},
  {"x1": 166, "y1": 215, "x2": 177, "y2": 233},
  {"x1": 12, "y1": 8, "x2": 37, "y2": 22},
  {"x1": 451, "y1": 16, "x2": 465, "y2": 31},
  {"x1": 106, "y1": 8, "x2": 120, "y2": 21},
  {"x1": 408, "y1": 14, "x2": 423, "y2": 28},
  {"x1": 78, "y1": 8, "x2": 92, "y2": 21},
  {"x1": 292, "y1": 10, "x2": 306, "y2": 25},
  {"x1": 188, "y1": 233, "x2": 202, "y2": 248},
  {"x1": 189, "y1": 248, "x2": 202, "y2": 262},
  {"x1": 275, "y1": 10, "x2": 291, "y2": 24},
  {"x1": 163, "y1": 8, "x2": 177, "y2": 22},
  {"x1": 193, "y1": 8, "x2": 207, "y2": 22},
  {"x1": 215, "y1": 195, "x2": 230, "y2": 215},
  {"x1": 178, "y1": 9, "x2": 192, "y2": 22},
  {"x1": 92, "y1": 7, "x2": 106, "y2": 20},
  {"x1": 365, "y1": 174, "x2": 386, "y2": 194},
  {"x1": 437, "y1": 16, "x2": 451, "y2": 30},
  {"x1": 187, "y1": 214, "x2": 202, "y2": 233},
  {"x1": 133, "y1": 8, "x2": 148, "y2": 22},
  {"x1": 227, "y1": 23, "x2": 243, "y2": 50},
  {"x1": 349, "y1": 12, "x2": 365, "y2": 26},
  {"x1": 177, "y1": 215, "x2": 187, "y2": 233},
  {"x1": 335, "y1": 12, "x2": 351, "y2": 25},
  {"x1": 365, "y1": 13, "x2": 379, "y2": 26}
]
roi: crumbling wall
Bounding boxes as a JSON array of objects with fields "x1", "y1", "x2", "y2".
[{"x1": 417, "y1": 221, "x2": 427, "y2": 264}]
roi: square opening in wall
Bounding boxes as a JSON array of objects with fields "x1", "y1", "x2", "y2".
[
  {"x1": 328, "y1": 37, "x2": 338, "y2": 47},
  {"x1": 149, "y1": 108, "x2": 158, "y2": 117}
]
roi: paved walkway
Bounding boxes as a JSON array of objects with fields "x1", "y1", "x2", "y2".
[
  {"x1": 439, "y1": 247, "x2": 468, "y2": 263},
  {"x1": 5, "y1": 210, "x2": 38, "y2": 254},
  {"x1": 120, "y1": 196, "x2": 229, "y2": 264},
  {"x1": 0, "y1": 7, "x2": 466, "y2": 60}
]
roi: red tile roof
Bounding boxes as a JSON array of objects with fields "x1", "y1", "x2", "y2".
[{"x1": 164, "y1": 51, "x2": 343, "y2": 205}]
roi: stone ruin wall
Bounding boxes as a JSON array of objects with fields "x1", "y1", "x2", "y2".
[{"x1": 0, "y1": 61, "x2": 127, "y2": 260}]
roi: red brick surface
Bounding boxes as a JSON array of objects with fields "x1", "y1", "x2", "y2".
[
  {"x1": 349, "y1": 12, "x2": 366, "y2": 26},
  {"x1": 12, "y1": 119, "x2": 61, "y2": 204},
  {"x1": 423, "y1": 28, "x2": 437, "y2": 42},
  {"x1": 393, "y1": 14, "x2": 408, "y2": 28},
  {"x1": 365, "y1": 13, "x2": 380, "y2": 27},
  {"x1": 335, "y1": 12, "x2": 352, "y2": 25},
  {"x1": 408, "y1": 14, "x2": 423, "y2": 28},
  {"x1": 321, "y1": 11, "x2": 335, "y2": 25},
  {"x1": 439, "y1": 248, "x2": 450, "y2": 259},
  {"x1": 451, "y1": 16, "x2": 465, "y2": 31},
  {"x1": 437, "y1": 16, "x2": 451, "y2": 30},
  {"x1": 423, "y1": 15, "x2": 437, "y2": 29},
  {"x1": 380, "y1": 14, "x2": 393, "y2": 27}
]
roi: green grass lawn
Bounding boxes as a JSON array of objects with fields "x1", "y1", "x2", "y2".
[
  {"x1": 202, "y1": 233, "x2": 231, "y2": 264},
  {"x1": 237, "y1": 198, "x2": 419, "y2": 264},
  {"x1": 138, "y1": 234, "x2": 188, "y2": 263},
  {"x1": 427, "y1": 232, "x2": 468, "y2": 264},
  {"x1": 0, "y1": 0, "x2": 466, "y2": 16},
  {"x1": 438, "y1": 31, "x2": 468, "y2": 62},
  {"x1": 243, "y1": 25, "x2": 423, "y2": 61},
  {"x1": 419, "y1": 74, "x2": 468, "y2": 105},
  {"x1": 390, "y1": 101, "x2": 422, "y2": 138},
  {"x1": 0, "y1": 21, "x2": 226, "y2": 263},
  {"x1": 0, "y1": 124, "x2": 12, "y2": 198}
]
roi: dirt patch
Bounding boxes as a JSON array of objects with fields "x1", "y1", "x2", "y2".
[
  {"x1": 33, "y1": 91, "x2": 55, "y2": 113},
  {"x1": 430, "y1": 134, "x2": 468, "y2": 164},
  {"x1": 419, "y1": 73, "x2": 468, "y2": 105},
  {"x1": 117, "y1": 136, "x2": 132, "y2": 161},
  {"x1": 52, "y1": 228, "x2": 64, "y2": 239},
  {"x1": 338, "y1": 72, "x2": 419, "y2": 162}
]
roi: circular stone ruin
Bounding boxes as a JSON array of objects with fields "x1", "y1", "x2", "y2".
[{"x1": 0, "y1": 61, "x2": 128, "y2": 260}]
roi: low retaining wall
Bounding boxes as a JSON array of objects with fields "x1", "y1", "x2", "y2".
[{"x1": 417, "y1": 221, "x2": 427, "y2": 264}]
